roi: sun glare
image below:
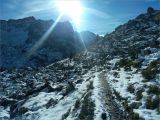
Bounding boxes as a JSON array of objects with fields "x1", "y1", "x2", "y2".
[{"x1": 56, "y1": 0, "x2": 83, "y2": 25}]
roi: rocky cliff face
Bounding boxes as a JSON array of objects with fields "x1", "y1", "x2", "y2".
[{"x1": 0, "y1": 17, "x2": 96, "y2": 69}]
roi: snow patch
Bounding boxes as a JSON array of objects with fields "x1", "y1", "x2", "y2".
[{"x1": 92, "y1": 72, "x2": 109, "y2": 120}]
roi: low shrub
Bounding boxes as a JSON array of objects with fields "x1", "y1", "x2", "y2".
[
  {"x1": 123, "y1": 100, "x2": 145, "y2": 120},
  {"x1": 129, "y1": 111, "x2": 145, "y2": 120},
  {"x1": 130, "y1": 112, "x2": 140, "y2": 120},
  {"x1": 132, "y1": 60, "x2": 142, "y2": 68},
  {"x1": 143, "y1": 49, "x2": 151, "y2": 55},
  {"x1": 61, "y1": 108, "x2": 71, "y2": 120},
  {"x1": 87, "y1": 81, "x2": 94, "y2": 91},
  {"x1": 116, "y1": 59, "x2": 131, "y2": 68},
  {"x1": 146, "y1": 96, "x2": 160, "y2": 109},
  {"x1": 130, "y1": 102, "x2": 142, "y2": 109},
  {"x1": 78, "y1": 92, "x2": 95, "y2": 120},
  {"x1": 116, "y1": 58, "x2": 142, "y2": 69},
  {"x1": 113, "y1": 72, "x2": 119, "y2": 78},
  {"x1": 74, "y1": 99, "x2": 80, "y2": 109},
  {"x1": 128, "y1": 47, "x2": 140, "y2": 60},
  {"x1": 63, "y1": 82, "x2": 75, "y2": 96},
  {"x1": 18, "y1": 107, "x2": 29, "y2": 115},
  {"x1": 123, "y1": 100, "x2": 132, "y2": 113},
  {"x1": 46, "y1": 98, "x2": 57, "y2": 109},
  {"x1": 148, "y1": 85, "x2": 160, "y2": 95},
  {"x1": 127, "y1": 84, "x2": 135, "y2": 93},
  {"x1": 135, "y1": 88, "x2": 144, "y2": 101},
  {"x1": 113, "y1": 89, "x2": 125, "y2": 101},
  {"x1": 142, "y1": 68, "x2": 157, "y2": 80},
  {"x1": 142, "y1": 60, "x2": 160, "y2": 80}
]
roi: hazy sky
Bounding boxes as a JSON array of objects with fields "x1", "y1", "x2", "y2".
[{"x1": 0, "y1": 0, "x2": 160, "y2": 35}]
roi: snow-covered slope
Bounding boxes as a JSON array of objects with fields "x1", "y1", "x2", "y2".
[{"x1": 100, "y1": 7, "x2": 160, "y2": 120}]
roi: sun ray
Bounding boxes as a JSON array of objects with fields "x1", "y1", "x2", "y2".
[
  {"x1": 55, "y1": 0, "x2": 87, "y2": 52},
  {"x1": 27, "y1": 13, "x2": 63, "y2": 57},
  {"x1": 78, "y1": 31, "x2": 87, "y2": 51}
]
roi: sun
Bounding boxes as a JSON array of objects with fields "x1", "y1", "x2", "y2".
[{"x1": 56, "y1": 0, "x2": 83, "y2": 25}]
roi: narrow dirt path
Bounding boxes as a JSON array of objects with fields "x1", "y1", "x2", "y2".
[{"x1": 98, "y1": 71, "x2": 127, "y2": 120}]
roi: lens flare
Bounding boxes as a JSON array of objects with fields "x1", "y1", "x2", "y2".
[{"x1": 56, "y1": 0, "x2": 83, "y2": 25}]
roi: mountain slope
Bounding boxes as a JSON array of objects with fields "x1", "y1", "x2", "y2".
[
  {"x1": 99, "y1": 7, "x2": 160, "y2": 120},
  {"x1": 0, "y1": 7, "x2": 160, "y2": 120},
  {"x1": 0, "y1": 17, "x2": 96, "y2": 69}
]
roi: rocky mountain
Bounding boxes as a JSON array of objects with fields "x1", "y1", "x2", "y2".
[
  {"x1": 0, "y1": 17, "x2": 96, "y2": 69},
  {"x1": 79, "y1": 31, "x2": 97, "y2": 45},
  {"x1": 0, "y1": 7, "x2": 160, "y2": 120}
]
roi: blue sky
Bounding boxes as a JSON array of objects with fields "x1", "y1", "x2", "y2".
[{"x1": 0, "y1": 0, "x2": 160, "y2": 35}]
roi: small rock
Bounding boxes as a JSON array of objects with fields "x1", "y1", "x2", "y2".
[
  {"x1": 46, "y1": 98, "x2": 57, "y2": 109},
  {"x1": 101, "y1": 112, "x2": 107, "y2": 120},
  {"x1": 147, "y1": 7, "x2": 154, "y2": 14}
]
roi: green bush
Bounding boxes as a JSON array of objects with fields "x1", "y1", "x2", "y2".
[
  {"x1": 150, "y1": 40, "x2": 160, "y2": 48},
  {"x1": 143, "y1": 49, "x2": 151, "y2": 55},
  {"x1": 61, "y1": 108, "x2": 71, "y2": 120},
  {"x1": 113, "y1": 89, "x2": 125, "y2": 101},
  {"x1": 142, "y1": 68, "x2": 157, "y2": 80},
  {"x1": 136, "y1": 88, "x2": 144, "y2": 101},
  {"x1": 130, "y1": 102, "x2": 142, "y2": 109},
  {"x1": 128, "y1": 47, "x2": 140, "y2": 60},
  {"x1": 146, "y1": 96, "x2": 160, "y2": 109},
  {"x1": 46, "y1": 98, "x2": 57, "y2": 109},
  {"x1": 113, "y1": 72, "x2": 119, "y2": 77},
  {"x1": 78, "y1": 92, "x2": 95, "y2": 120},
  {"x1": 130, "y1": 112, "x2": 140, "y2": 120},
  {"x1": 123, "y1": 100, "x2": 145, "y2": 120},
  {"x1": 157, "y1": 105, "x2": 160, "y2": 114},
  {"x1": 132, "y1": 60, "x2": 142, "y2": 68},
  {"x1": 129, "y1": 112, "x2": 145, "y2": 120},
  {"x1": 18, "y1": 107, "x2": 29, "y2": 115},
  {"x1": 148, "y1": 85, "x2": 160, "y2": 95},
  {"x1": 123, "y1": 100, "x2": 132, "y2": 113},
  {"x1": 74, "y1": 99, "x2": 80, "y2": 109},
  {"x1": 142, "y1": 60, "x2": 160, "y2": 80},
  {"x1": 116, "y1": 58, "x2": 142, "y2": 69},
  {"x1": 127, "y1": 84, "x2": 135, "y2": 93},
  {"x1": 116, "y1": 59, "x2": 130, "y2": 68},
  {"x1": 64, "y1": 83, "x2": 75, "y2": 96},
  {"x1": 87, "y1": 81, "x2": 94, "y2": 91}
]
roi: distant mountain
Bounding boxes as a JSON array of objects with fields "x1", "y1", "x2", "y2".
[
  {"x1": 73, "y1": 31, "x2": 97, "y2": 51},
  {"x1": 0, "y1": 17, "x2": 97, "y2": 68},
  {"x1": 79, "y1": 31, "x2": 97, "y2": 45}
]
